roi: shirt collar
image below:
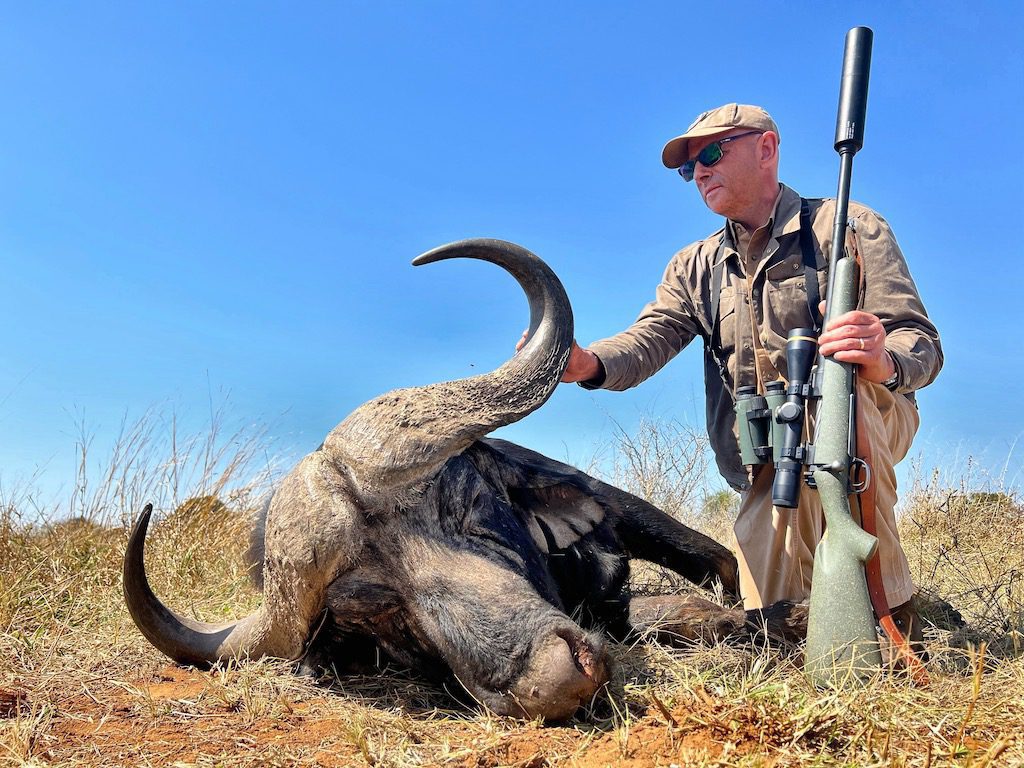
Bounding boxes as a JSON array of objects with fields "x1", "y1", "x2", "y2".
[
  {"x1": 725, "y1": 184, "x2": 791, "y2": 245},
  {"x1": 774, "y1": 183, "x2": 804, "y2": 238}
]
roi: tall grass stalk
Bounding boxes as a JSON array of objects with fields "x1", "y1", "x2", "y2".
[{"x1": 62, "y1": 400, "x2": 278, "y2": 528}]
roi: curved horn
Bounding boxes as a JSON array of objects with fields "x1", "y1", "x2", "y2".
[
  {"x1": 326, "y1": 238, "x2": 573, "y2": 493},
  {"x1": 123, "y1": 504, "x2": 283, "y2": 666}
]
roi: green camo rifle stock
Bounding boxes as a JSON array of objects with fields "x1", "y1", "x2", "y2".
[{"x1": 803, "y1": 26, "x2": 883, "y2": 685}]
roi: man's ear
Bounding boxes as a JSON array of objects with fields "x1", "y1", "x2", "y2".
[{"x1": 758, "y1": 131, "x2": 780, "y2": 167}]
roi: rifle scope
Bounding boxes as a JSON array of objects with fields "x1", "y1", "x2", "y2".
[{"x1": 772, "y1": 328, "x2": 818, "y2": 508}]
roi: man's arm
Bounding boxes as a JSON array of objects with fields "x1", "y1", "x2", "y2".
[
  {"x1": 584, "y1": 246, "x2": 708, "y2": 391},
  {"x1": 818, "y1": 205, "x2": 942, "y2": 392},
  {"x1": 517, "y1": 242, "x2": 711, "y2": 391}
]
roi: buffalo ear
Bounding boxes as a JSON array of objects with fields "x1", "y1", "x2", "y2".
[
  {"x1": 472, "y1": 438, "x2": 611, "y2": 555},
  {"x1": 475, "y1": 437, "x2": 738, "y2": 595},
  {"x1": 508, "y1": 482, "x2": 607, "y2": 554}
]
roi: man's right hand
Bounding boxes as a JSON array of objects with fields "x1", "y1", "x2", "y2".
[{"x1": 516, "y1": 331, "x2": 601, "y2": 384}]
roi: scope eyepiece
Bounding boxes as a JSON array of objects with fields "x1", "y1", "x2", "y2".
[{"x1": 772, "y1": 461, "x2": 805, "y2": 508}]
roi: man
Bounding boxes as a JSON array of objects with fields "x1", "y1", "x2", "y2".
[{"x1": 552, "y1": 104, "x2": 942, "y2": 638}]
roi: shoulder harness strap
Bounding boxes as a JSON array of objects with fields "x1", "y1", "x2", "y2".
[
  {"x1": 799, "y1": 198, "x2": 824, "y2": 334},
  {"x1": 706, "y1": 232, "x2": 730, "y2": 384}
]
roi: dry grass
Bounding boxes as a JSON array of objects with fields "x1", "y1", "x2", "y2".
[
  {"x1": 899, "y1": 468, "x2": 1023, "y2": 656},
  {"x1": 1, "y1": 413, "x2": 1021, "y2": 767},
  {"x1": 608, "y1": 416, "x2": 738, "y2": 548}
]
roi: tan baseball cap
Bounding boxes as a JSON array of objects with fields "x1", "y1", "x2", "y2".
[{"x1": 661, "y1": 103, "x2": 779, "y2": 169}]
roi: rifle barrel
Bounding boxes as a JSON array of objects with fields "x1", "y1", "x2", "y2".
[{"x1": 823, "y1": 27, "x2": 872, "y2": 327}]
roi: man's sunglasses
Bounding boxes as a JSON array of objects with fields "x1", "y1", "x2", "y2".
[{"x1": 678, "y1": 131, "x2": 764, "y2": 182}]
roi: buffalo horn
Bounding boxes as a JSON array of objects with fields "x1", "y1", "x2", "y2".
[
  {"x1": 123, "y1": 504, "x2": 280, "y2": 666},
  {"x1": 326, "y1": 238, "x2": 573, "y2": 492}
]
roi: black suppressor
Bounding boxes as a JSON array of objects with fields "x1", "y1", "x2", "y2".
[
  {"x1": 834, "y1": 26, "x2": 873, "y2": 154},
  {"x1": 771, "y1": 328, "x2": 819, "y2": 508}
]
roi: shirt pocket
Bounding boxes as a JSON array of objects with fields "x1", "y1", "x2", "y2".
[
  {"x1": 716, "y1": 286, "x2": 738, "y2": 356},
  {"x1": 763, "y1": 258, "x2": 820, "y2": 346}
]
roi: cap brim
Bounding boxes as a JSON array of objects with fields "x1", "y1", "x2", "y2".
[{"x1": 661, "y1": 125, "x2": 738, "y2": 169}]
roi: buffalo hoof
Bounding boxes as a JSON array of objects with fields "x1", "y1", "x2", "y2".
[
  {"x1": 628, "y1": 595, "x2": 811, "y2": 648},
  {"x1": 743, "y1": 600, "x2": 809, "y2": 645}
]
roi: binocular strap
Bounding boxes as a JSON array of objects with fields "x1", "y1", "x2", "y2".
[{"x1": 854, "y1": 379, "x2": 930, "y2": 686}]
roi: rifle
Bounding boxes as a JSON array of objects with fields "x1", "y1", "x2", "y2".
[
  {"x1": 728, "y1": 27, "x2": 929, "y2": 683},
  {"x1": 800, "y1": 26, "x2": 882, "y2": 684},
  {"x1": 731, "y1": 26, "x2": 879, "y2": 682}
]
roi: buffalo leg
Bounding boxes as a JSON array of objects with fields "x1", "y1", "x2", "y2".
[
  {"x1": 628, "y1": 595, "x2": 745, "y2": 644},
  {"x1": 596, "y1": 483, "x2": 740, "y2": 597},
  {"x1": 628, "y1": 595, "x2": 808, "y2": 646}
]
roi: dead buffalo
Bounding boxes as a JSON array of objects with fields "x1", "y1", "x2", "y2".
[{"x1": 124, "y1": 239, "x2": 798, "y2": 721}]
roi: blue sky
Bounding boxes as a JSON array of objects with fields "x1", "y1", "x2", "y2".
[{"x1": 3, "y1": 2, "x2": 1023, "y2": 510}]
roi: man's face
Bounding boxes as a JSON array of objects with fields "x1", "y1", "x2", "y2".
[{"x1": 688, "y1": 128, "x2": 765, "y2": 221}]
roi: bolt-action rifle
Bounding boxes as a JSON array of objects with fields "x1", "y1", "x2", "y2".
[
  {"x1": 733, "y1": 27, "x2": 876, "y2": 684},
  {"x1": 799, "y1": 26, "x2": 882, "y2": 684}
]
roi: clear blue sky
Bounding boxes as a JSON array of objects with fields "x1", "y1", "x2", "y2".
[{"x1": 3, "y1": 2, "x2": 1023, "y2": 510}]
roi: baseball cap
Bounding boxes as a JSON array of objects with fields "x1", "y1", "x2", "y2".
[{"x1": 661, "y1": 104, "x2": 779, "y2": 169}]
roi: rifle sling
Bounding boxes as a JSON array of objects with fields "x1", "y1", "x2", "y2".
[
  {"x1": 799, "y1": 199, "x2": 824, "y2": 334},
  {"x1": 853, "y1": 378, "x2": 929, "y2": 685}
]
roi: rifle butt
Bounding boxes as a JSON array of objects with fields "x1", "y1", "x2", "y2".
[{"x1": 805, "y1": 470, "x2": 882, "y2": 685}]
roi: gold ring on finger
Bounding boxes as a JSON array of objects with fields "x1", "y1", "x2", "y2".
[{"x1": 859, "y1": 338, "x2": 865, "y2": 351}]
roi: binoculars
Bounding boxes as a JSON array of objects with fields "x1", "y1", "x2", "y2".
[{"x1": 734, "y1": 328, "x2": 819, "y2": 508}]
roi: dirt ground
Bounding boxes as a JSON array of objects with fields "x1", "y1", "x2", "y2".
[{"x1": 3, "y1": 665, "x2": 819, "y2": 767}]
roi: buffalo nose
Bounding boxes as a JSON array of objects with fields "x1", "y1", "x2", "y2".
[{"x1": 510, "y1": 628, "x2": 608, "y2": 721}]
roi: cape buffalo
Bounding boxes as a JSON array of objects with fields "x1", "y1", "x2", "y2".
[{"x1": 124, "y1": 239, "x2": 801, "y2": 721}]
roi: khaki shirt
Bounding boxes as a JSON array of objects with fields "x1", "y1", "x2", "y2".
[{"x1": 588, "y1": 184, "x2": 942, "y2": 490}]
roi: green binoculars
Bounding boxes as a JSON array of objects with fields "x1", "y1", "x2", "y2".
[
  {"x1": 734, "y1": 382, "x2": 787, "y2": 466},
  {"x1": 734, "y1": 329, "x2": 819, "y2": 508}
]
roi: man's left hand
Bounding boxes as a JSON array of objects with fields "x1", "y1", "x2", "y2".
[{"x1": 816, "y1": 301, "x2": 896, "y2": 384}]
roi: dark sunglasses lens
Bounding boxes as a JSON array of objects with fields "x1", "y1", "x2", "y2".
[
  {"x1": 698, "y1": 142, "x2": 724, "y2": 168},
  {"x1": 679, "y1": 141, "x2": 724, "y2": 182}
]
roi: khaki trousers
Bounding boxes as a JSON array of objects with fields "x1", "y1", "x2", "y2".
[{"x1": 733, "y1": 381, "x2": 919, "y2": 610}]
